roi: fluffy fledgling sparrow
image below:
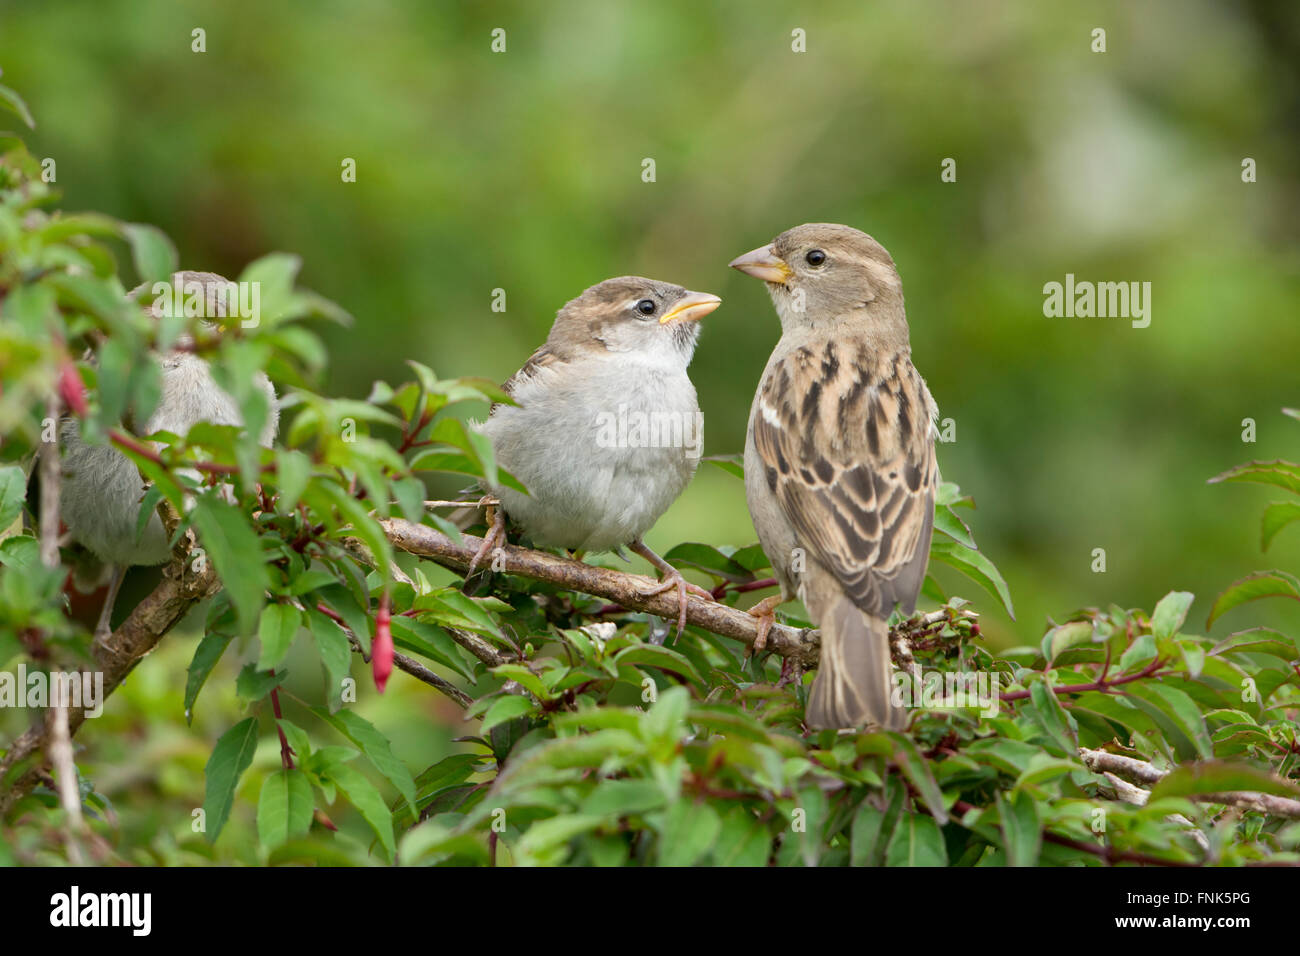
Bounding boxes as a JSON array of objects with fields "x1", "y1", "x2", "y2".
[
  {"x1": 730, "y1": 224, "x2": 938, "y2": 730},
  {"x1": 61, "y1": 271, "x2": 279, "y2": 641},
  {"x1": 470, "y1": 276, "x2": 722, "y2": 633}
]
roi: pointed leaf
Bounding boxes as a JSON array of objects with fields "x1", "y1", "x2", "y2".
[
  {"x1": 204, "y1": 718, "x2": 259, "y2": 842},
  {"x1": 929, "y1": 538, "x2": 1015, "y2": 620},
  {"x1": 1207, "y1": 570, "x2": 1300, "y2": 627},
  {"x1": 257, "y1": 768, "x2": 314, "y2": 849},
  {"x1": 1150, "y1": 591, "x2": 1194, "y2": 640}
]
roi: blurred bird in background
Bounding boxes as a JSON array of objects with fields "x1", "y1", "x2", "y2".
[
  {"x1": 732, "y1": 225, "x2": 938, "y2": 730},
  {"x1": 59, "y1": 270, "x2": 279, "y2": 642}
]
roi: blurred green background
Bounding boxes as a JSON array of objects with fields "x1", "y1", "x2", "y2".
[{"x1": 3, "y1": 0, "x2": 1299, "y2": 856}]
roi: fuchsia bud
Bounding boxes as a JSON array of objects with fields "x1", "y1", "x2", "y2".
[
  {"x1": 59, "y1": 359, "x2": 87, "y2": 416},
  {"x1": 372, "y1": 595, "x2": 393, "y2": 693}
]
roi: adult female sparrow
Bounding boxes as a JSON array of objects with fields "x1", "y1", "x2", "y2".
[
  {"x1": 730, "y1": 225, "x2": 938, "y2": 730},
  {"x1": 471, "y1": 277, "x2": 721, "y2": 634},
  {"x1": 61, "y1": 271, "x2": 279, "y2": 641}
]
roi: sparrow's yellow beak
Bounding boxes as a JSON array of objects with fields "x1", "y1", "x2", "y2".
[
  {"x1": 729, "y1": 244, "x2": 792, "y2": 284},
  {"x1": 659, "y1": 291, "x2": 722, "y2": 325}
]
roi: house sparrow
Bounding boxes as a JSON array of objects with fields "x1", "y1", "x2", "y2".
[
  {"x1": 730, "y1": 224, "x2": 938, "y2": 730},
  {"x1": 60, "y1": 271, "x2": 279, "y2": 641},
  {"x1": 470, "y1": 276, "x2": 722, "y2": 634}
]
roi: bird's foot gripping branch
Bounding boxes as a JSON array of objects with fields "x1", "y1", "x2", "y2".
[{"x1": 2, "y1": 87, "x2": 1299, "y2": 866}]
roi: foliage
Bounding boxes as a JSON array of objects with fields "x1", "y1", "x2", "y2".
[{"x1": 2, "y1": 80, "x2": 1299, "y2": 867}]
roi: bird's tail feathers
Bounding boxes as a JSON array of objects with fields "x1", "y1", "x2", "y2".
[{"x1": 806, "y1": 598, "x2": 906, "y2": 731}]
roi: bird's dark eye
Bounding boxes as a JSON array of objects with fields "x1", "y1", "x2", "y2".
[
  {"x1": 805, "y1": 249, "x2": 827, "y2": 267},
  {"x1": 635, "y1": 299, "x2": 657, "y2": 316}
]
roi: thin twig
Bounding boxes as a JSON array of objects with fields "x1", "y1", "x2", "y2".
[
  {"x1": 40, "y1": 388, "x2": 85, "y2": 861},
  {"x1": 423, "y1": 498, "x2": 497, "y2": 510},
  {"x1": 1080, "y1": 747, "x2": 1300, "y2": 819}
]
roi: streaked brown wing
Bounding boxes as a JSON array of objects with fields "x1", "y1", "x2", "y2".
[{"x1": 752, "y1": 339, "x2": 936, "y2": 618}]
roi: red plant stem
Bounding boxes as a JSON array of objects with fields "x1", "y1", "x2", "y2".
[
  {"x1": 398, "y1": 410, "x2": 434, "y2": 453},
  {"x1": 710, "y1": 577, "x2": 779, "y2": 600},
  {"x1": 315, "y1": 603, "x2": 348, "y2": 628},
  {"x1": 998, "y1": 657, "x2": 1168, "y2": 702},
  {"x1": 269, "y1": 681, "x2": 294, "y2": 769}
]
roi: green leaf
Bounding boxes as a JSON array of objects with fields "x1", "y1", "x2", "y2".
[
  {"x1": 645, "y1": 685, "x2": 690, "y2": 743},
  {"x1": 1261, "y1": 501, "x2": 1300, "y2": 551},
  {"x1": 184, "y1": 633, "x2": 232, "y2": 724},
  {"x1": 0, "y1": 466, "x2": 26, "y2": 529},
  {"x1": 849, "y1": 802, "x2": 885, "y2": 867},
  {"x1": 1041, "y1": 620, "x2": 1096, "y2": 662},
  {"x1": 613, "y1": 643, "x2": 704, "y2": 685},
  {"x1": 492, "y1": 729, "x2": 644, "y2": 794},
  {"x1": 932, "y1": 503, "x2": 977, "y2": 549},
  {"x1": 414, "y1": 753, "x2": 485, "y2": 795},
  {"x1": 656, "y1": 800, "x2": 721, "y2": 866},
  {"x1": 1127, "y1": 683, "x2": 1214, "y2": 760},
  {"x1": 313, "y1": 708, "x2": 419, "y2": 822},
  {"x1": 326, "y1": 762, "x2": 396, "y2": 862},
  {"x1": 491, "y1": 663, "x2": 549, "y2": 700},
  {"x1": 1210, "y1": 627, "x2": 1298, "y2": 661},
  {"x1": 204, "y1": 718, "x2": 260, "y2": 842},
  {"x1": 1207, "y1": 570, "x2": 1300, "y2": 627},
  {"x1": 514, "y1": 815, "x2": 604, "y2": 866},
  {"x1": 237, "y1": 252, "x2": 301, "y2": 325},
  {"x1": 929, "y1": 538, "x2": 1015, "y2": 620},
  {"x1": 390, "y1": 616, "x2": 475, "y2": 681},
  {"x1": 191, "y1": 495, "x2": 267, "y2": 637},
  {"x1": 480, "y1": 694, "x2": 536, "y2": 733},
  {"x1": 851, "y1": 777, "x2": 906, "y2": 866},
  {"x1": 256, "y1": 603, "x2": 301, "y2": 671},
  {"x1": 415, "y1": 588, "x2": 503, "y2": 640},
  {"x1": 0, "y1": 535, "x2": 39, "y2": 571},
  {"x1": 256, "y1": 768, "x2": 314, "y2": 849},
  {"x1": 1117, "y1": 633, "x2": 1157, "y2": 673},
  {"x1": 305, "y1": 608, "x2": 353, "y2": 708},
  {"x1": 1028, "y1": 681, "x2": 1077, "y2": 755},
  {"x1": 659, "y1": 542, "x2": 752, "y2": 582},
  {"x1": 702, "y1": 454, "x2": 744, "y2": 480},
  {"x1": 235, "y1": 662, "x2": 286, "y2": 702},
  {"x1": 580, "y1": 779, "x2": 666, "y2": 819},
  {"x1": 318, "y1": 585, "x2": 371, "y2": 647},
  {"x1": 1013, "y1": 754, "x2": 1085, "y2": 790},
  {"x1": 884, "y1": 732, "x2": 948, "y2": 824},
  {"x1": 885, "y1": 813, "x2": 948, "y2": 866},
  {"x1": 0, "y1": 83, "x2": 35, "y2": 128},
  {"x1": 1150, "y1": 591, "x2": 1194, "y2": 640},
  {"x1": 274, "y1": 449, "x2": 312, "y2": 511},
  {"x1": 1150, "y1": 762, "x2": 1300, "y2": 802},
  {"x1": 712, "y1": 809, "x2": 771, "y2": 865},
  {"x1": 998, "y1": 790, "x2": 1042, "y2": 866},
  {"x1": 1208, "y1": 460, "x2": 1300, "y2": 497},
  {"x1": 121, "y1": 223, "x2": 178, "y2": 284}
]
